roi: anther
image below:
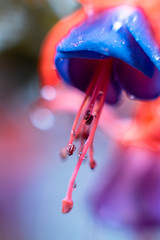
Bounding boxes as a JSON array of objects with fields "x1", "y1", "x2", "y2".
[
  {"x1": 62, "y1": 199, "x2": 73, "y2": 214},
  {"x1": 84, "y1": 109, "x2": 91, "y2": 120},
  {"x1": 85, "y1": 114, "x2": 94, "y2": 125},
  {"x1": 66, "y1": 144, "x2": 76, "y2": 156},
  {"x1": 90, "y1": 160, "x2": 97, "y2": 170}
]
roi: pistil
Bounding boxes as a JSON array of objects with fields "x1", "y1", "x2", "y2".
[{"x1": 61, "y1": 59, "x2": 112, "y2": 213}]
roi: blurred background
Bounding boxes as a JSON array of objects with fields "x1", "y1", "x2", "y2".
[{"x1": 0, "y1": 1, "x2": 146, "y2": 239}]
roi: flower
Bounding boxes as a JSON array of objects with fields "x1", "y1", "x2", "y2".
[
  {"x1": 39, "y1": 1, "x2": 160, "y2": 214},
  {"x1": 55, "y1": 4, "x2": 160, "y2": 101}
]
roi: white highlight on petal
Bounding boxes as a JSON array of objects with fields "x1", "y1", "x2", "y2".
[
  {"x1": 117, "y1": 5, "x2": 135, "y2": 22},
  {"x1": 155, "y1": 54, "x2": 160, "y2": 61},
  {"x1": 112, "y1": 21, "x2": 122, "y2": 31},
  {"x1": 132, "y1": 16, "x2": 138, "y2": 23}
]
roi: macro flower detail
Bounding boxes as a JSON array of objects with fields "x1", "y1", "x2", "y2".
[
  {"x1": 53, "y1": 3, "x2": 160, "y2": 214},
  {"x1": 55, "y1": 5, "x2": 160, "y2": 101}
]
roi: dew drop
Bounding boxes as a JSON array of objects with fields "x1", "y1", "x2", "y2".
[
  {"x1": 103, "y1": 48, "x2": 109, "y2": 53},
  {"x1": 127, "y1": 94, "x2": 136, "y2": 100},
  {"x1": 71, "y1": 130, "x2": 76, "y2": 138},
  {"x1": 78, "y1": 152, "x2": 87, "y2": 160}
]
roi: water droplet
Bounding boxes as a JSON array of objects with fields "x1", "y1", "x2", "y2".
[
  {"x1": 78, "y1": 152, "x2": 87, "y2": 160},
  {"x1": 78, "y1": 36, "x2": 84, "y2": 44},
  {"x1": 71, "y1": 130, "x2": 76, "y2": 138},
  {"x1": 40, "y1": 86, "x2": 57, "y2": 101},
  {"x1": 71, "y1": 42, "x2": 77, "y2": 47},
  {"x1": 30, "y1": 107, "x2": 55, "y2": 130},
  {"x1": 127, "y1": 94, "x2": 136, "y2": 100},
  {"x1": 103, "y1": 48, "x2": 109, "y2": 53}
]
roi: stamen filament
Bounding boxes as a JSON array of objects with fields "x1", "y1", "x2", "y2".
[
  {"x1": 67, "y1": 66, "x2": 98, "y2": 147},
  {"x1": 71, "y1": 60, "x2": 109, "y2": 138},
  {"x1": 62, "y1": 59, "x2": 113, "y2": 213}
]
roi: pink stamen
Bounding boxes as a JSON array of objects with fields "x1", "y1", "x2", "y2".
[
  {"x1": 67, "y1": 66, "x2": 98, "y2": 146},
  {"x1": 62, "y1": 59, "x2": 112, "y2": 213}
]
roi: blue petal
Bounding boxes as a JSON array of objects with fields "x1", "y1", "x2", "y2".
[
  {"x1": 126, "y1": 10, "x2": 160, "y2": 71},
  {"x1": 55, "y1": 5, "x2": 160, "y2": 102}
]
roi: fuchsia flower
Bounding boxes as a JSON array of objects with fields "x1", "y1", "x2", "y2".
[{"x1": 39, "y1": 0, "x2": 160, "y2": 214}]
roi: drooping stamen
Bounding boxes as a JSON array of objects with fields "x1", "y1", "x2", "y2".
[
  {"x1": 66, "y1": 67, "x2": 99, "y2": 146},
  {"x1": 62, "y1": 59, "x2": 112, "y2": 213}
]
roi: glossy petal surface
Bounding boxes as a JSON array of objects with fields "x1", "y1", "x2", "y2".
[{"x1": 55, "y1": 5, "x2": 160, "y2": 102}]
